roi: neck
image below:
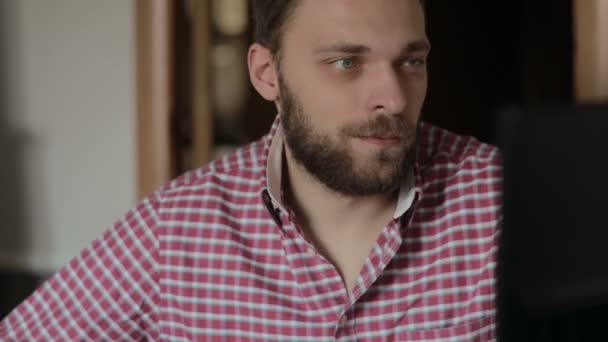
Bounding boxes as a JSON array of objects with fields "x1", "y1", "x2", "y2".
[{"x1": 283, "y1": 145, "x2": 398, "y2": 235}]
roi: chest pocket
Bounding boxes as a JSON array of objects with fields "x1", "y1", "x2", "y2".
[{"x1": 393, "y1": 316, "x2": 495, "y2": 342}]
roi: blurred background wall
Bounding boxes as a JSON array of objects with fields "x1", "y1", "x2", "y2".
[{"x1": 0, "y1": 0, "x2": 136, "y2": 314}]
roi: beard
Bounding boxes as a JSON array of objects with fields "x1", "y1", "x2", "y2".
[{"x1": 279, "y1": 74, "x2": 418, "y2": 197}]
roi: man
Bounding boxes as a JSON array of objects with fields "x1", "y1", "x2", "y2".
[{"x1": 0, "y1": 0, "x2": 501, "y2": 340}]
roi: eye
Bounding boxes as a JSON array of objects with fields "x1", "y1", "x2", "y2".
[
  {"x1": 334, "y1": 58, "x2": 357, "y2": 70},
  {"x1": 404, "y1": 58, "x2": 427, "y2": 68}
]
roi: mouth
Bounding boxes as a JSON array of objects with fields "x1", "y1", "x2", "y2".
[{"x1": 354, "y1": 135, "x2": 403, "y2": 147}]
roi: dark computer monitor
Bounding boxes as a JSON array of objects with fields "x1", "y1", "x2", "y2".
[{"x1": 497, "y1": 105, "x2": 608, "y2": 341}]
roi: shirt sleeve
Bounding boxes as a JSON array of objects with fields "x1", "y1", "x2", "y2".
[{"x1": 0, "y1": 193, "x2": 162, "y2": 341}]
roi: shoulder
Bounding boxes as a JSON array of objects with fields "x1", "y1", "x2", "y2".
[
  {"x1": 416, "y1": 122, "x2": 502, "y2": 209},
  {"x1": 417, "y1": 121, "x2": 502, "y2": 177},
  {"x1": 150, "y1": 138, "x2": 269, "y2": 213}
]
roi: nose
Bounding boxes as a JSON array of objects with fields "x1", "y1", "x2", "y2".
[{"x1": 367, "y1": 65, "x2": 407, "y2": 115}]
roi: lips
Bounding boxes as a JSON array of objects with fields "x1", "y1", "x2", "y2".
[
  {"x1": 355, "y1": 135, "x2": 403, "y2": 146},
  {"x1": 364, "y1": 135, "x2": 401, "y2": 140},
  {"x1": 355, "y1": 133, "x2": 402, "y2": 140}
]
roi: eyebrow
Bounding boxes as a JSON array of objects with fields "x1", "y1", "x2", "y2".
[
  {"x1": 313, "y1": 40, "x2": 431, "y2": 55},
  {"x1": 402, "y1": 40, "x2": 432, "y2": 54}
]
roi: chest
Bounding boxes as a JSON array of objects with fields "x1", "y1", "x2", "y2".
[
  {"x1": 310, "y1": 227, "x2": 384, "y2": 295},
  {"x1": 156, "y1": 217, "x2": 499, "y2": 341}
]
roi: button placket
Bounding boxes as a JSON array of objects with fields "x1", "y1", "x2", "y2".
[{"x1": 334, "y1": 309, "x2": 356, "y2": 340}]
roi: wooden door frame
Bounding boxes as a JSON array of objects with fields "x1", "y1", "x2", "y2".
[
  {"x1": 575, "y1": 0, "x2": 608, "y2": 102},
  {"x1": 135, "y1": 0, "x2": 212, "y2": 199},
  {"x1": 135, "y1": 0, "x2": 175, "y2": 199}
]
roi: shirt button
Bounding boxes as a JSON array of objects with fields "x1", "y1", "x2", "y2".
[{"x1": 339, "y1": 316, "x2": 348, "y2": 325}]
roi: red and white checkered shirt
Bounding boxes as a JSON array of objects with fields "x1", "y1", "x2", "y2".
[{"x1": 0, "y1": 115, "x2": 502, "y2": 341}]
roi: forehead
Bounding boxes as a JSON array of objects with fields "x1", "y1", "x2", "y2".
[{"x1": 285, "y1": 0, "x2": 427, "y2": 53}]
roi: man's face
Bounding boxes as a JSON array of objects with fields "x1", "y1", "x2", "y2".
[{"x1": 278, "y1": 0, "x2": 430, "y2": 196}]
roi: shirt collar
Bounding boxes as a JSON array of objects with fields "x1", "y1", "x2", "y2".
[{"x1": 263, "y1": 114, "x2": 420, "y2": 219}]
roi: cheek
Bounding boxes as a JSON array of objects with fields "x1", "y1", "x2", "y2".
[
  {"x1": 404, "y1": 76, "x2": 428, "y2": 111},
  {"x1": 410, "y1": 74, "x2": 428, "y2": 99},
  {"x1": 301, "y1": 85, "x2": 359, "y2": 127},
  {"x1": 285, "y1": 64, "x2": 371, "y2": 129}
]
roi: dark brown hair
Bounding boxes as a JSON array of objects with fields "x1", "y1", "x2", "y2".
[
  {"x1": 251, "y1": 0, "x2": 426, "y2": 57},
  {"x1": 251, "y1": 0, "x2": 300, "y2": 57}
]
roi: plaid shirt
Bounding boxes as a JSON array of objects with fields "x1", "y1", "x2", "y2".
[{"x1": 0, "y1": 115, "x2": 502, "y2": 341}]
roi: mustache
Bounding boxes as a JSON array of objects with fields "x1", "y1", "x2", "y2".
[{"x1": 341, "y1": 115, "x2": 412, "y2": 138}]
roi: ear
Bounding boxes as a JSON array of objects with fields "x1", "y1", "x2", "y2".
[{"x1": 247, "y1": 43, "x2": 279, "y2": 102}]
